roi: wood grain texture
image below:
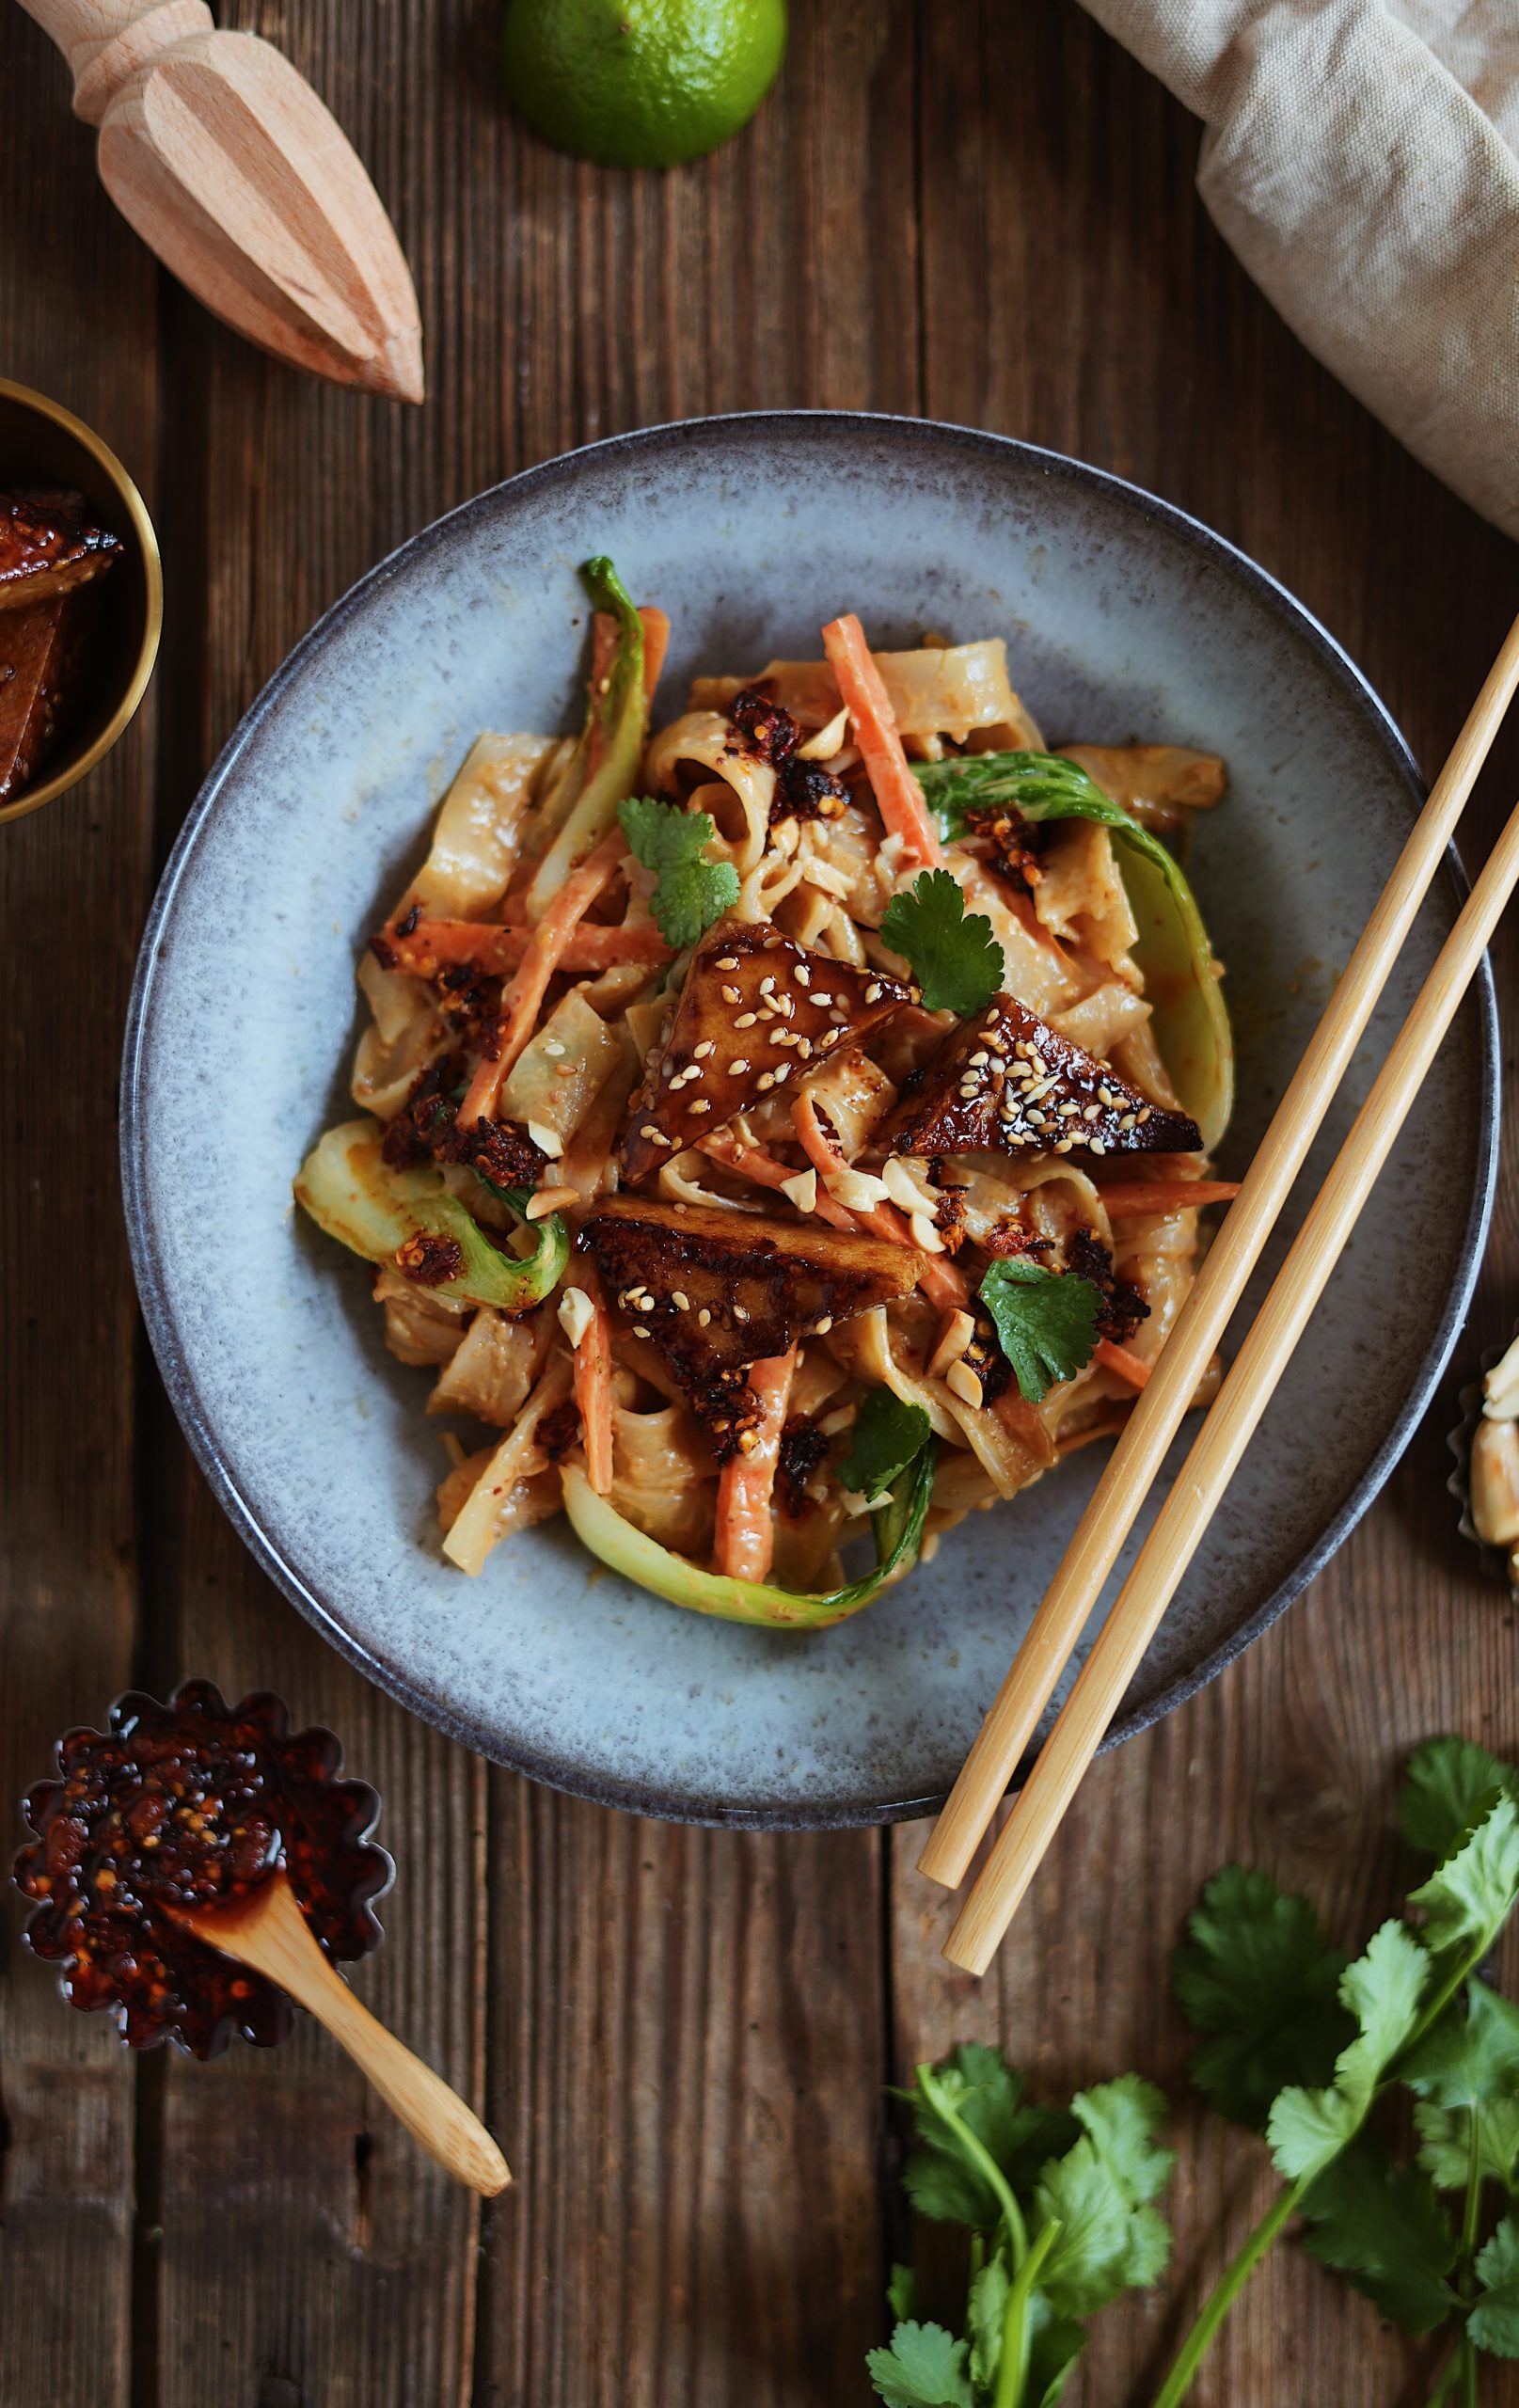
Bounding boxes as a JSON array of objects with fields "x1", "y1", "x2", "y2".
[
  {"x1": 4, "y1": 0, "x2": 1519, "y2": 2401},
  {"x1": 0, "y1": 8, "x2": 161, "y2": 2401}
]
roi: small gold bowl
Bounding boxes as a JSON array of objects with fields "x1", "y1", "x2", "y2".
[{"x1": 0, "y1": 377, "x2": 163, "y2": 827}]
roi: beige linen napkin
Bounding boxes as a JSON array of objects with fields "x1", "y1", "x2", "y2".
[{"x1": 1080, "y1": 0, "x2": 1519, "y2": 538}]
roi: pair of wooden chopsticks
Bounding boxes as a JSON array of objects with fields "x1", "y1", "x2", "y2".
[{"x1": 919, "y1": 613, "x2": 1519, "y2": 1975}]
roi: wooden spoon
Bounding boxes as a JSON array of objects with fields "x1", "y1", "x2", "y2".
[
  {"x1": 175, "y1": 1867, "x2": 508, "y2": 2195},
  {"x1": 16, "y1": 0, "x2": 424, "y2": 403}
]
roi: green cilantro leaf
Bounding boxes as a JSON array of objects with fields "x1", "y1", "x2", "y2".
[
  {"x1": 886, "y1": 2263, "x2": 922, "y2": 2324},
  {"x1": 901, "y1": 2046, "x2": 1077, "y2": 2231},
  {"x1": 1298, "y1": 2139, "x2": 1458, "y2": 2335},
  {"x1": 1471, "y1": 2215, "x2": 1519, "y2": 2356},
  {"x1": 1266, "y1": 1921, "x2": 1429, "y2": 2185},
  {"x1": 1404, "y1": 1980, "x2": 1519, "y2": 2113},
  {"x1": 837, "y1": 1389, "x2": 932, "y2": 1505},
  {"x1": 879, "y1": 868, "x2": 1003, "y2": 1017},
  {"x1": 1415, "y1": 2098, "x2": 1519, "y2": 2196},
  {"x1": 1025, "y1": 2296, "x2": 1086, "y2": 2408},
  {"x1": 1172, "y1": 1865, "x2": 1353, "y2": 2130},
  {"x1": 1034, "y1": 2078, "x2": 1175, "y2": 2317},
  {"x1": 966, "y1": 2257, "x2": 1009, "y2": 2395},
  {"x1": 865, "y1": 2322, "x2": 974, "y2": 2407},
  {"x1": 616, "y1": 795, "x2": 739, "y2": 950},
  {"x1": 978, "y1": 1257, "x2": 1101, "y2": 1405},
  {"x1": 1409, "y1": 1796, "x2": 1519, "y2": 1965},
  {"x1": 1400, "y1": 1735, "x2": 1519, "y2": 1861}
]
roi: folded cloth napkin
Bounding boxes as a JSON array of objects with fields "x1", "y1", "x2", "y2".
[{"x1": 1082, "y1": 0, "x2": 1519, "y2": 540}]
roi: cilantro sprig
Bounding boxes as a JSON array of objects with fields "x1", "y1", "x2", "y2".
[
  {"x1": 1153, "y1": 1734, "x2": 1519, "y2": 2404},
  {"x1": 869, "y1": 2044, "x2": 1173, "y2": 2408},
  {"x1": 977, "y1": 1258, "x2": 1101, "y2": 1404},
  {"x1": 617, "y1": 795, "x2": 739, "y2": 950},
  {"x1": 879, "y1": 868, "x2": 1003, "y2": 1018}
]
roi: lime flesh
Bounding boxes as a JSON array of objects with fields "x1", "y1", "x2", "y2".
[{"x1": 501, "y1": 0, "x2": 787, "y2": 170}]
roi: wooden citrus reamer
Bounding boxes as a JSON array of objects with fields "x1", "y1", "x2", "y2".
[
  {"x1": 920, "y1": 612, "x2": 1519, "y2": 1944},
  {"x1": 16, "y1": 0, "x2": 424, "y2": 403}
]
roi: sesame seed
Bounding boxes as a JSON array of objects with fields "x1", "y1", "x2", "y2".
[
  {"x1": 734, "y1": 1304, "x2": 750, "y2": 1321},
  {"x1": 736, "y1": 1011, "x2": 757, "y2": 1027},
  {"x1": 543, "y1": 1040, "x2": 566, "y2": 1056},
  {"x1": 865, "y1": 982, "x2": 882, "y2": 1004},
  {"x1": 672, "y1": 1291, "x2": 689, "y2": 1310},
  {"x1": 970, "y1": 1050, "x2": 989, "y2": 1067},
  {"x1": 796, "y1": 962, "x2": 811, "y2": 985},
  {"x1": 1119, "y1": 1112, "x2": 1137, "y2": 1130},
  {"x1": 689, "y1": 1099, "x2": 711, "y2": 1114},
  {"x1": 721, "y1": 985, "x2": 740, "y2": 1003},
  {"x1": 732, "y1": 1057, "x2": 751, "y2": 1073},
  {"x1": 760, "y1": 975, "x2": 775, "y2": 994},
  {"x1": 756, "y1": 1071, "x2": 775, "y2": 1089},
  {"x1": 640, "y1": 1123, "x2": 660, "y2": 1139},
  {"x1": 813, "y1": 1315, "x2": 833, "y2": 1335},
  {"x1": 716, "y1": 956, "x2": 738, "y2": 970},
  {"x1": 1089, "y1": 1137, "x2": 1106, "y2": 1155},
  {"x1": 1138, "y1": 1106, "x2": 1152, "y2": 1123},
  {"x1": 1083, "y1": 1102, "x2": 1101, "y2": 1121},
  {"x1": 698, "y1": 1308, "x2": 711, "y2": 1326},
  {"x1": 694, "y1": 1040, "x2": 716, "y2": 1058},
  {"x1": 812, "y1": 993, "x2": 834, "y2": 1007},
  {"x1": 634, "y1": 1324, "x2": 651, "y2": 1339}
]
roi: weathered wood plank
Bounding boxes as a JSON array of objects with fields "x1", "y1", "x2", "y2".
[
  {"x1": 897, "y1": 5, "x2": 1519, "y2": 2402},
  {"x1": 134, "y1": 8, "x2": 488, "y2": 2402},
  {"x1": 0, "y1": 10, "x2": 163, "y2": 2401}
]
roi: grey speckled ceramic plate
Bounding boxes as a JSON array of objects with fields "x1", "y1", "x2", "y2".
[{"x1": 121, "y1": 412, "x2": 1498, "y2": 1830}]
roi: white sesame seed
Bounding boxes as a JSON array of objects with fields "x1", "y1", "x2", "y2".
[
  {"x1": 716, "y1": 956, "x2": 738, "y2": 970},
  {"x1": 672, "y1": 1291, "x2": 690, "y2": 1310},
  {"x1": 756, "y1": 1071, "x2": 775, "y2": 1089},
  {"x1": 721, "y1": 985, "x2": 740, "y2": 1003},
  {"x1": 734, "y1": 1304, "x2": 750, "y2": 1322},
  {"x1": 865, "y1": 982, "x2": 882, "y2": 1004},
  {"x1": 698, "y1": 1308, "x2": 711, "y2": 1326},
  {"x1": 735, "y1": 1011, "x2": 757, "y2": 1027},
  {"x1": 732, "y1": 1057, "x2": 751, "y2": 1073},
  {"x1": 796, "y1": 962, "x2": 811, "y2": 985},
  {"x1": 1089, "y1": 1137, "x2": 1106, "y2": 1155},
  {"x1": 812, "y1": 992, "x2": 834, "y2": 1007},
  {"x1": 634, "y1": 1323, "x2": 651, "y2": 1339},
  {"x1": 970, "y1": 1050, "x2": 989, "y2": 1067},
  {"x1": 694, "y1": 1040, "x2": 716, "y2": 1059},
  {"x1": 813, "y1": 1315, "x2": 833, "y2": 1335},
  {"x1": 689, "y1": 1099, "x2": 712, "y2": 1114},
  {"x1": 1084, "y1": 1102, "x2": 1101, "y2": 1121}
]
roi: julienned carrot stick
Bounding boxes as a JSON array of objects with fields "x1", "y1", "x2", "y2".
[
  {"x1": 459, "y1": 828, "x2": 626, "y2": 1124},
  {"x1": 572, "y1": 1267, "x2": 615, "y2": 1497},
  {"x1": 821, "y1": 614, "x2": 942, "y2": 868},
  {"x1": 391, "y1": 917, "x2": 670, "y2": 977},
  {"x1": 713, "y1": 1348, "x2": 797, "y2": 1583},
  {"x1": 639, "y1": 606, "x2": 670, "y2": 701},
  {"x1": 695, "y1": 1133, "x2": 860, "y2": 1235},
  {"x1": 788, "y1": 1093, "x2": 968, "y2": 1314},
  {"x1": 1094, "y1": 1338, "x2": 1151, "y2": 1390},
  {"x1": 1097, "y1": 1180, "x2": 1242, "y2": 1220}
]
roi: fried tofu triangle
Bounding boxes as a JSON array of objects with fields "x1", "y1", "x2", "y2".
[
  {"x1": 620, "y1": 921, "x2": 914, "y2": 1186},
  {"x1": 581, "y1": 1198, "x2": 922, "y2": 1457},
  {"x1": 887, "y1": 993, "x2": 1202, "y2": 1162}
]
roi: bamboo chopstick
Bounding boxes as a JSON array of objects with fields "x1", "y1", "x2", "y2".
[
  {"x1": 945, "y1": 765, "x2": 1519, "y2": 1972},
  {"x1": 918, "y1": 611, "x2": 1519, "y2": 1896}
]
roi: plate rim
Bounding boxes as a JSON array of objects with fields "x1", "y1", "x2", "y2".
[{"x1": 119, "y1": 407, "x2": 1501, "y2": 1830}]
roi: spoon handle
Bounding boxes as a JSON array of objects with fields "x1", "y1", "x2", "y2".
[
  {"x1": 16, "y1": 0, "x2": 214, "y2": 124},
  {"x1": 210, "y1": 1874, "x2": 509, "y2": 2197}
]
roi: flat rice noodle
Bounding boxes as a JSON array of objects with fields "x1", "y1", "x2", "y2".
[
  {"x1": 1059, "y1": 743, "x2": 1226, "y2": 833},
  {"x1": 351, "y1": 983, "x2": 445, "y2": 1118},
  {"x1": 438, "y1": 1455, "x2": 558, "y2": 1541},
  {"x1": 1109, "y1": 1018, "x2": 1188, "y2": 1117},
  {"x1": 1032, "y1": 821, "x2": 1139, "y2": 967},
  {"x1": 498, "y1": 986, "x2": 624, "y2": 1150},
  {"x1": 400, "y1": 733, "x2": 556, "y2": 921},
  {"x1": 609, "y1": 1401, "x2": 717, "y2": 1557},
  {"x1": 642, "y1": 711, "x2": 777, "y2": 874},
  {"x1": 358, "y1": 947, "x2": 428, "y2": 1049},
  {"x1": 442, "y1": 1354, "x2": 573, "y2": 1575},
  {"x1": 375, "y1": 1265, "x2": 471, "y2": 1367},
  {"x1": 688, "y1": 640, "x2": 1027, "y2": 743},
  {"x1": 427, "y1": 1305, "x2": 550, "y2": 1425},
  {"x1": 951, "y1": 858, "x2": 1082, "y2": 1019},
  {"x1": 1050, "y1": 980, "x2": 1152, "y2": 1059},
  {"x1": 799, "y1": 1053, "x2": 897, "y2": 1157}
]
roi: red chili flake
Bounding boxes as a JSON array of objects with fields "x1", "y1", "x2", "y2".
[{"x1": 395, "y1": 1231, "x2": 466, "y2": 1287}]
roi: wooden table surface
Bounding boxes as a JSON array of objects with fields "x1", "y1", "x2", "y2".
[{"x1": 5, "y1": 4, "x2": 1519, "y2": 2401}]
